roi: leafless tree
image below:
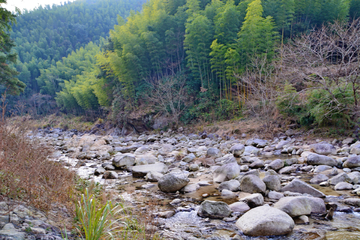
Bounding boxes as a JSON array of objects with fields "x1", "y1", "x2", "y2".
[
  {"x1": 281, "y1": 19, "x2": 360, "y2": 121},
  {"x1": 235, "y1": 54, "x2": 283, "y2": 129},
  {"x1": 145, "y1": 74, "x2": 188, "y2": 127}
]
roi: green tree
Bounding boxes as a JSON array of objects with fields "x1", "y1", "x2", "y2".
[{"x1": 0, "y1": 1, "x2": 25, "y2": 95}]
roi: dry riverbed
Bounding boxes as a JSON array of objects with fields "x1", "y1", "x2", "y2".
[{"x1": 14, "y1": 128, "x2": 360, "y2": 239}]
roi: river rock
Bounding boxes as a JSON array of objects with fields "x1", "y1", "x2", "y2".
[
  {"x1": 206, "y1": 148, "x2": 221, "y2": 158},
  {"x1": 348, "y1": 171, "x2": 360, "y2": 184},
  {"x1": 132, "y1": 163, "x2": 168, "y2": 178},
  {"x1": 134, "y1": 146, "x2": 150, "y2": 154},
  {"x1": 219, "y1": 179, "x2": 240, "y2": 191},
  {"x1": 113, "y1": 153, "x2": 135, "y2": 169},
  {"x1": 240, "y1": 193, "x2": 264, "y2": 208},
  {"x1": 350, "y1": 142, "x2": 360, "y2": 154},
  {"x1": 274, "y1": 196, "x2": 312, "y2": 217},
  {"x1": 197, "y1": 200, "x2": 231, "y2": 219},
  {"x1": 94, "y1": 166, "x2": 105, "y2": 176},
  {"x1": 310, "y1": 174, "x2": 329, "y2": 184},
  {"x1": 135, "y1": 154, "x2": 157, "y2": 165},
  {"x1": 243, "y1": 146, "x2": 261, "y2": 156},
  {"x1": 334, "y1": 182, "x2": 353, "y2": 190},
  {"x1": 158, "y1": 144, "x2": 174, "y2": 155},
  {"x1": 267, "y1": 159, "x2": 284, "y2": 171},
  {"x1": 158, "y1": 172, "x2": 189, "y2": 193},
  {"x1": 145, "y1": 171, "x2": 164, "y2": 182},
  {"x1": 0, "y1": 223, "x2": 26, "y2": 240},
  {"x1": 230, "y1": 144, "x2": 245, "y2": 157},
  {"x1": 343, "y1": 156, "x2": 360, "y2": 168},
  {"x1": 240, "y1": 175, "x2": 266, "y2": 194},
  {"x1": 268, "y1": 191, "x2": 284, "y2": 200},
  {"x1": 306, "y1": 153, "x2": 337, "y2": 166},
  {"x1": 343, "y1": 138, "x2": 355, "y2": 145},
  {"x1": 249, "y1": 159, "x2": 264, "y2": 168},
  {"x1": 182, "y1": 183, "x2": 200, "y2": 193},
  {"x1": 279, "y1": 166, "x2": 297, "y2": 174},
  {"x1": 329, "y1": 173, "x2": 351, "y2": 185},
  {"x1": 276, "y1": 140, "x2": 291, "y2": 150},
  {"x1": 229, "y1": 202, "x2": 250, "y2": 213},
  {"x1": 188, "y1": 163, "x2": 199, "y2": 171},
  {"x1": 310, "y1": 143, "x2": 336, "y2": 155},
  {"x1": 285, "y1": 158, "x2": 298, "y2": 166},
  {"x1": 221, "y1": 189, "x2": 237, "y2": 198},
  {"x1": 213, "y1": 162, "x2": 240, "y2": 183},
  {"x1": 281, "y1": 178, "x2": 325, "y2": 198},
  {"x1": 262, "y1": 175, "x2": 281, "y2": 191},
  {"x1": 182, "y1": 153, "x2": 196, "y2": 163},
  {"x1": 253, "y1": 139, "x2": 268, "y2": 148},
  {"x1": 236, "y1": 206, "x2": 294, "y2": 237},
  {"x1": 314, "y1": 165, "x2": 332, "y2": 173},
  {"x1": 115, "y1": 145, "x2": 140, "y2": 153},
  {"x1": 103, "y1": 171, "x2": 118, "y2": 179},
  {"x1": 343, "y1": 198, "x2": 360, "y2": 207}
]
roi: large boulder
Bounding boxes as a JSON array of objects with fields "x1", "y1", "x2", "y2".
[
  {"x1": 306, "y1": 153, "x2": 337, "y2": 166},
  {"x1": 213, "y1": 162, "x2": 240, "y2": 183},
  {"x1": 112, "y1": 153, "x2": 135, "y2": 169},
  {"x1": 236, "y1": 206, "x2": 294, "y2": 237},
  {"x1": 328, "y1": 173, "x2": 351, "y2": 185},
  {"x1": 132, "y1": 163, "x2": 168, "y2": 178},
  {"x1": 343, "y1": 156, "x2": 360, "y2": 168},
  {"x1": 281, "y1": 179, "x2": 325, "y2": 198},
  {"x1": 262, "y1": 175, "x2": 281, "y2": 191},
  {"x1": 240, "y1": 175, "x2": 266, "y2": 194},
  {"x1": 158, "y1": 172, "x2": 189, "y2": 193},
  {"x1": 197, "y1": 200, "x2": 231, "y2": 219},
  {"x1": 310, "y1": 143, "x2": 336, "y2": 155},
  {"x1": 274, "y1": 197, "x2": 312, "y2": 217}
]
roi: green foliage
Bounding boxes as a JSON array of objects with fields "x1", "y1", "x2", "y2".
[
  {"x1": 276, "y1": 82, "x2": 302, "y2": 117},
  {"x1": 0, "y1": 1, "x2": 25, "y2": 95},
  {"x1": 277, "y1": 83, "x2": 356, "y2": 128},
  {"x1": 215, "y1": 99, "x2": 240, "y2": 120},
  {"x1": 75, "y1": 188, "x2": 117, "y2": 240},
  {"x1": 306, "y1": 86, "x2": 354, "y2": 127}
]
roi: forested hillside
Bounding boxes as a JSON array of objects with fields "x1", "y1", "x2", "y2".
[
  {"x1": 2, "y1": 0, "x2": 146, "y2": 114},
  {"x1": 3, "y1": 0, "x2": 360, "y2": 131}
]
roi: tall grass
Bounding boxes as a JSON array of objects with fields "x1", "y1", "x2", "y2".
[
  {"x1": 0, "y1": 122, "x2": 76, "y2": 211},
  {"x1": 74, "y1": 187, "x2": 162, "y2": 240}
]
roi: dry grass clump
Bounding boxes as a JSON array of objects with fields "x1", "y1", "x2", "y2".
[{"x1": 0, "y1": 121, "x2": 76, "y2": 211}]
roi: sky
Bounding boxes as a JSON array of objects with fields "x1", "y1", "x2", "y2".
[{"x1": 4, "y1": 0, "x2": 76, "y2": 12}]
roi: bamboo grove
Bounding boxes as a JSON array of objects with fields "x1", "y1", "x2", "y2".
[{"x1": 4, "y1": 0, "x2": 360, "y2": 124}]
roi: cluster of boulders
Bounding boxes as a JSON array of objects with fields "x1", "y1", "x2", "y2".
[
  {"x1": 28, "y1": 128, "x2": 360, "y2": 238},
  {"x1": 0, "y1": 200, "x2": 73, "y2": 240}
]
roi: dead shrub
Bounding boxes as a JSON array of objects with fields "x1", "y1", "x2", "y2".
[{"x1": 0, "y1": 122, "x2": 76, "y2": 212}]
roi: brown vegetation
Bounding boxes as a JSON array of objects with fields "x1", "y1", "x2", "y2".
[{"x1": 0, "y1": 120, "x2": 76, "y2": 211}]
